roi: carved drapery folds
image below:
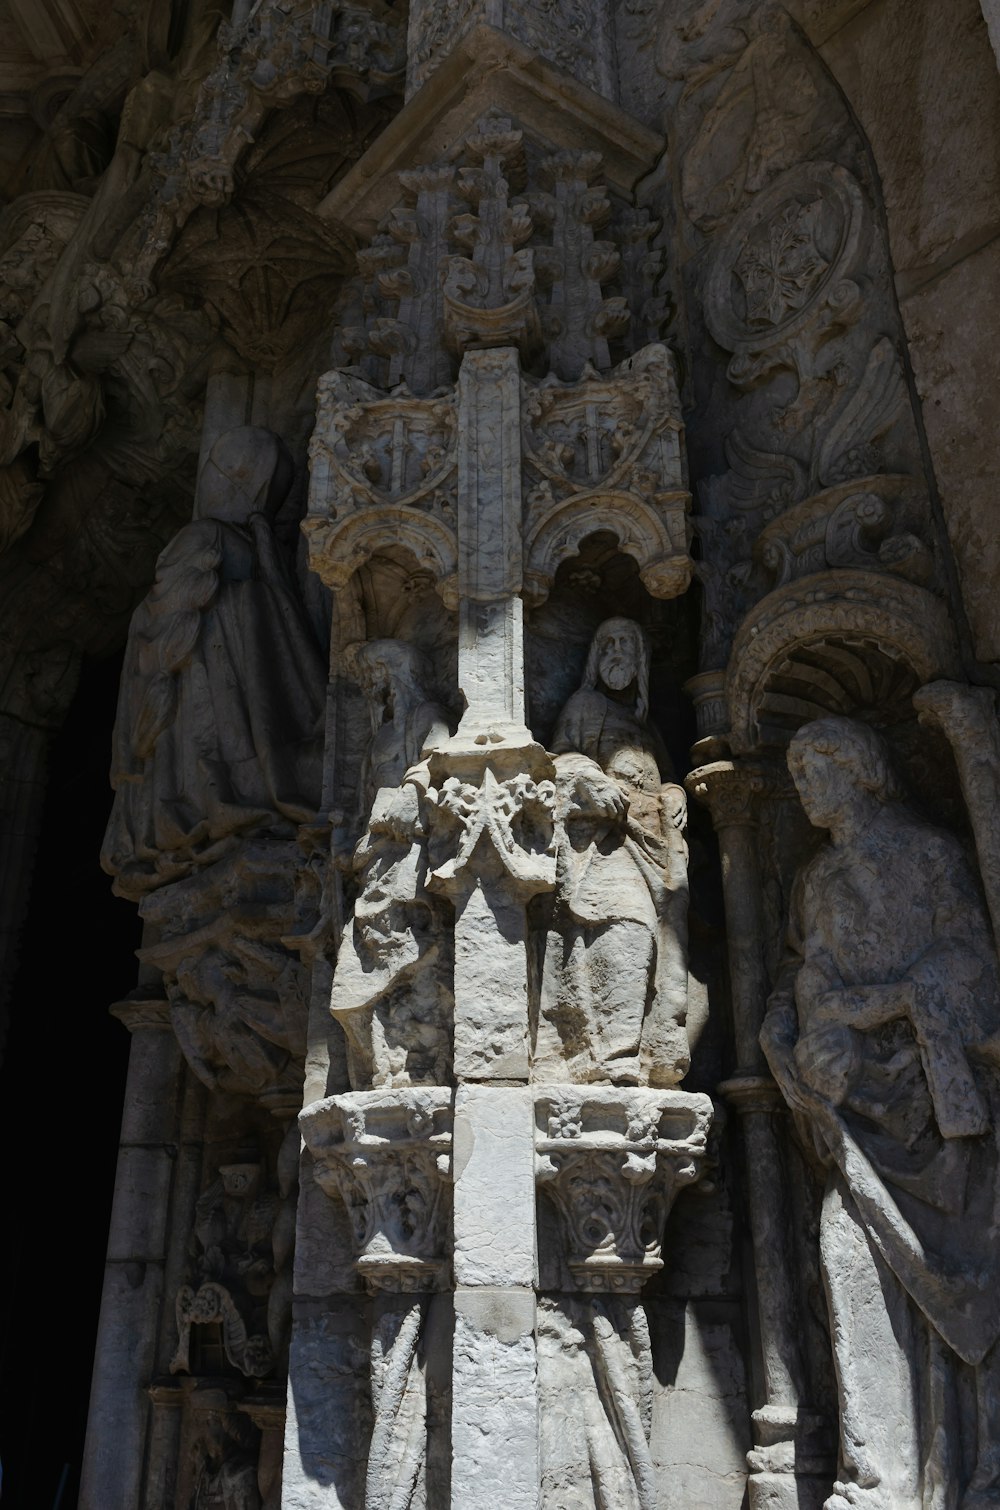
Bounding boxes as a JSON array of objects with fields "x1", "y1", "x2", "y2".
[
  {"x1": 294, "y1": 43, "x2": 715, "y2": 1503},
  {"x1": 101, "y1": 425, "x2": 326, "y2": 1114},
  {"x1": 74, "y1": 0, "x2": 1000, "y2": 1505}
]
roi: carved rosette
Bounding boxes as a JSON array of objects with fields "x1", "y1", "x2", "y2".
[
  {"x1": 534, "y1": 1088, "x2": 713, "y2": 1293},
  {"x1": 703, "y1": 162, "x2": 868, "y2": 389},
  {"x1": 300, "y1": 1089, "x2": 453, "y2": 1292}
]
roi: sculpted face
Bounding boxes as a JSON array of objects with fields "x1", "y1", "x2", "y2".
[
  {"x1": 787, "y1": 737, "x2": 868, "y2": 832},
  {"x1": 598, "y1": 622, "x2": 641, "y2": 693}
]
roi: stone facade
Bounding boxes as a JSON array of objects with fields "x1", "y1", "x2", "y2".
[{"x1": 1, "y1": 1, "x2": 999, "y2": 1507}]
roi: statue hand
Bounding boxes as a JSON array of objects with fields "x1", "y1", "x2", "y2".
[
  {"x1": 659, "y1": 781, "x2": 687, "y2": 830},
  {"x1": 565, "y1": 768, "x2": 627, "y2": 826}
]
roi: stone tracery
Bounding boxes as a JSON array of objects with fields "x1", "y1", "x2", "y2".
[{"x1": 0, "y1": 1, "x2": 996, "y2": 1508}]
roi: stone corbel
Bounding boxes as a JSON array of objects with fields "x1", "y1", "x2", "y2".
[
  {"x1": 300, "y1": 1088, "x2": 453, "y2": 1292},
  {"x1": 534, "y1": 1087, "x2": 712, "y2": 1292}
]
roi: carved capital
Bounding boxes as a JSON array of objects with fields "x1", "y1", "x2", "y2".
[
  {"x1": 109, "y1": 995, "x2": 173, "y2": 1033},
  {"x1": 534, "y1": 1087, "x2": 712, "y2": 1292},
  {"x1": 300, "y1": 1089, "x2": 453, "y2": 1292},
  {"x1": 685, "y1": 760, "x2": 762, "y2": 829}
]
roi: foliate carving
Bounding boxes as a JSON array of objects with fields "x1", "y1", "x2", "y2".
[
  {"x1": 530, "y1": 150, "x2": 628, "y2": 379},
  {"x1": 704, "y1": 163, "x2": 866, "y2": 390},
  {"x1": 172, "y1": 1164, "x2": 282, "y2": 1380},
  {"x1": 753, "y1": 476, "x2": 933, "y2": 591},
  {"x1": 347, "y1": 119, "x2": 656, "y2": 395},
  {"x1": 123, "y1": 0, "x2": 405, "y2": 294},
  {"x1": 440, "y1": 119, "x2": 541, "y2": 359},
  {"x1": 685, "y1": 759, "x2": 762, "y2": 831},
  {"x1": 428, "y1": 768, "x2": 557, "y2": 900},
  {"x1": 306, "y1": 340, "x2": 691, "y2": 611},
  {"x1": 521, "y1": 343, "x2": 690, "y2": 605},
  {"x1": 535, "y1": 1087, "x2": 712, "y2": 1291},
  {"x1": 617, "y1": 207, "x2": 673, "y2": 354},
  {"x1": 304, "y1": 370, "x2": 458, "y2": 603},
  {"x1": 300, "y1": 1089, "x2": 453, "y2": 1292},
  {"x1": 138, "y1": 838, "x2": 312, "y2": 1108},
  {"x1": 761, "y1": 716, "x2": 1000, "y2": 1508}
]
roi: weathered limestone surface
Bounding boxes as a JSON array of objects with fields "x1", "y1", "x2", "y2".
[
  {"x1": 2, "y1": 0, "x2": 1000, "y2": 1505},
  {"x1": 762, "y1": 716, "x2": 1000, "y2": 1508}
]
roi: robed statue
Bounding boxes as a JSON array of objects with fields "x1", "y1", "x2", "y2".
[
  {"x1": 537, "y1": 616, "x2": 690, "y2": 1085},
  {"x1": 761, "y1": 715, "x2": 1000, "y2": 1510},
  {"x1": 102, "y1": 425, "x2": 325, "y2": 899}
]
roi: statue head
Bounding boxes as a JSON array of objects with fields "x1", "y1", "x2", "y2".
[
  {"x1": 199, "y1": 425, "x2": 294, "y2": 523},
  {"x1": 787, "y1": 716, "x2": 898, "y2": 832},
  {"x1": 582, "y1": 616, "x2": 651, "y2": 721},
  {"x1": 351, "y1": 639, "x2": 434, "y2": 731}
]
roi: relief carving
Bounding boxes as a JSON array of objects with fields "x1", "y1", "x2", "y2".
[
  {"x1": 536, "y1": 617, "x2": 690, "y2": 1085},
  {"x1": 330, "y1": 641, "x2": 454, "y2": 1090},
  {"x1": 535, "y1": 1087, "x2": 713, "y2": 1509},
  {"x1": 761, "y1": 717, "x2": 1000, "y2": 1509},
  {"x1": 172, "y1": 1160, "x2": 291, "y2": 1382}
]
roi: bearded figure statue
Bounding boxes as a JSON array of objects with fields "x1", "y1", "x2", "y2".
[
  {"x1": 536, "y1": 616, "x2": 690, "y2": 1085},
  {"x1": 761, "y1": 715, "x2": 1000, "y2": 1510}
]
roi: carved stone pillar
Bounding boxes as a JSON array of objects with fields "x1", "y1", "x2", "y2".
[
  {"x1": 686, "y1": 760, "x2": 830, "y2": 1510},
  {"x1": 422, "y1": 343, "x2": 554, "y2": 1507},
  {"x1": 80, "y1": 996, "x2": 185, "y2": 1510},
  {"x1": 240, "y1": 1395, "x2": 287, "y2": 1510}
]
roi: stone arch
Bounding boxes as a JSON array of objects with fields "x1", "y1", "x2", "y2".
[
  {"x1": 726, "y1": 570, "x2": 960, "y2": 753},
  {"x1": 301, "y1": 506, "x2": 459, "y2": 609},
  {"x1": 523, "y1": 488, "x2": 691, "y2": 606}
]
